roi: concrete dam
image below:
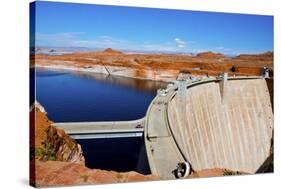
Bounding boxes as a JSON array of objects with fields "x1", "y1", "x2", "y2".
[{"x1": 53, "y1": 74, "x2": 273, "y2": 179}]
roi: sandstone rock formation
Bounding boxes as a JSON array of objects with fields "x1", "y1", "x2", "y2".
[
  {"x1": 34, "y1": 48, "x2": 273, "y2": 81},
  {"x1": 35, "y1": 160, "x2": 159, "y2": 187},
  {"x1": 235, "y1": 51, "x2": 273, "y2": 61},
  {"x1": 233, "y1": 52, "x2": 273, "y2": 71},
  {"x1": 102, "y1": 48, "x2": 123, "y2": 54},
  {"x1": 31, "y1": 101, "x2": 84, "y2": 163},
  {"x1": 196, "y1": 51, "x2": 225, "y2": 58}
]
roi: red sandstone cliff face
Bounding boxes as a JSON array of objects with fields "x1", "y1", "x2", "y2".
[
  {"x1": 235, "y1": 51, "x2": 273, "y2": 61},
  {"x1": 233, "y1": 52, "x2": 273, "y2": 73},
  {"x1": 30, "y1": 102, "x2": 159, "y2": 187},
  {"x1": 31, "y1": 101, "x2": 84, "y2": 163}
]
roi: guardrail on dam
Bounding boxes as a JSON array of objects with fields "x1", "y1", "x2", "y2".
[{"x1": 145, "y1": 74, "x2": 273, "y2": 179}]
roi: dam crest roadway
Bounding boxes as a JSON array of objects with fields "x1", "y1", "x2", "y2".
[{"x1": 52, "y1": 72, "x2": 273, "y2": 179}]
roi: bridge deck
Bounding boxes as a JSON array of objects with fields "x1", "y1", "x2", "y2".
[{"x1": 52, "y1": 118, "x2": 145, "y2": 139}]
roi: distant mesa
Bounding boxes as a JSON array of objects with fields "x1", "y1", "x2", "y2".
[
  {"x1": 262, "y1": 51, "x2": 274, "y2": 57},
  {"x1": 235, "y1": 51, "x2": 273, "y2": 60},
  {"x1": 102, "y1": 48, "x2": 123, "y2": 54},
  {"x1": 196, "y1": 51, "x2": 225, "y2": 58}
]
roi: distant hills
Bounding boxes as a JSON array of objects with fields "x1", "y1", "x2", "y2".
[{"x1": 32, "y1": 46, "x2": 273, "y2": 59}]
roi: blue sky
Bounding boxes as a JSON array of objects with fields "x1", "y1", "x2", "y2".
[{"x1": 31, "y1": 1, "x2": 273, "y2": 54}]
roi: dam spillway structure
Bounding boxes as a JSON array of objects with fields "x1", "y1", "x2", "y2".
[{"x1": 145, "y1": 74, "x2": 273, "y2": 179}]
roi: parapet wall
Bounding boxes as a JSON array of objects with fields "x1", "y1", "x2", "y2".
[{"x1": 167, "y1": 78, "x2": 273, "y2": 173}]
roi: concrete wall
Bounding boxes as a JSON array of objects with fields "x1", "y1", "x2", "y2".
[{"x1": 167, "y1": 78, "x2": 273, "y2": 173}]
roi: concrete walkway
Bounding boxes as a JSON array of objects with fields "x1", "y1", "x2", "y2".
[
  {"x1": 144, "y1": 83, "x2": 186, "y2": 179},
  {"x1": 52, "y1": 118, "x2": 145, "y2": 139}
]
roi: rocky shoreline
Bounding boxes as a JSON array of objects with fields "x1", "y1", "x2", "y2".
[
  {"x1": 31, "y1": 49, "x2": 273, "y2": 82},
  {"x1": 34, "y1": 64, "x2": 171, "y2": 82}
]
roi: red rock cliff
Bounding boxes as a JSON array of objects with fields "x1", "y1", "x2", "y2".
[{"x1": 31, "y1": 101, "x2": 84, "y2": 163}]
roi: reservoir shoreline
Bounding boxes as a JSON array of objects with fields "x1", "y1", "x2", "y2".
[{"x1": 33, "y1": 64, "x2": 173, "y2": 82}]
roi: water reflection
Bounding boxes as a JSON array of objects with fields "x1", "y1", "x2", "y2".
[
  {"x1": 60, "y1": 69, "x2": 167, "y2": 93},
  {"x1": 35, "y1": 68, "x2": 167, "y2": 122}
]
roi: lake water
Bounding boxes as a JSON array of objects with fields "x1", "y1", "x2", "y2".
[
  {"x1": 34, "y1": 68, "x2": 166, "y2": 173},
  {"x1": 35, "y1": 68, "x2": 166, "y2": 122}
]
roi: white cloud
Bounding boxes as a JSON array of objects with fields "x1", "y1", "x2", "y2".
[
  {"x1": 36, "y1": 32, "x2": 84, "y2": 47},
  {"x1": 38, "y1": 33, "x2": 264, "y2": 55},
  {"x1": 36, "y1": 32, "x2": 194, "y2": 52},
  {"x1": 174, "y1": 38, "x2": 186, "y2": 48}
]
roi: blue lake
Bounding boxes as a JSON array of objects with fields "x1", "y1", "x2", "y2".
[
  {"x1": 35, "y1": 69, "x2": 166, "y2": 122},
  {"x1": 33, "y1": 68, "x2": 166, "y2": 173},
  {"x1": 31, "y1": 69, "x2": 166, "y2": 174}
]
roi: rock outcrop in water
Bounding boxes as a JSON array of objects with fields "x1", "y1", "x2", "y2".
[{"x1": 30, "y1": 101, "x2": 159, "y2": 187}]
